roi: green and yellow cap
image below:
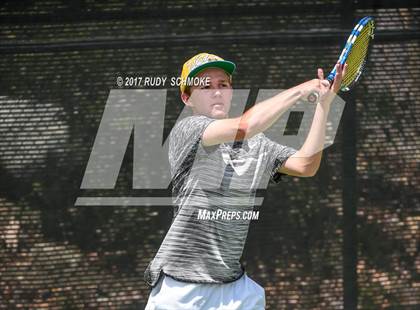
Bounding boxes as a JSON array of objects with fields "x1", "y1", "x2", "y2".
[{"x1": 180, "y1": 52, "x2": 236, "y2": 93}]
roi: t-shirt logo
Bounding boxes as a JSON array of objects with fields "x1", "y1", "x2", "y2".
[{"x1": 221, "y1": 145, "x2": 255, "y2": 176}]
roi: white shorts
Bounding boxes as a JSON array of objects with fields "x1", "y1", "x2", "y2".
[{"x1": 145, "y1": 273, "x2": 265, "y2": 310}]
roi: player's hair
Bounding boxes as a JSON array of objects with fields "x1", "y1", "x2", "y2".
[{"x1": 183, "y1": 86, "x2": 192, "y2": 96}]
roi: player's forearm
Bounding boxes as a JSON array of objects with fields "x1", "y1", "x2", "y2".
[
  {"x1": 202, "y1": 81, "x2": 315, "y2": 146},
  {"x1": 299, "y1": 98, "x2": 332, "y2": 156},
  {"x1": 240, "y1": 84, "x2": 305, "y2": 138},
  {"x1": 281, "y1": 100, "x2": 331, "y2": 177}
]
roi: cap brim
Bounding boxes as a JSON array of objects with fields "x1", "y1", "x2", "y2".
[{"x1": 188, "y1": 60, "x2": 236, "y2": 79}]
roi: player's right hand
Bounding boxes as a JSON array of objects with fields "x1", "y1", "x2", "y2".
[{"x1": 301, "y1": 77, "x2": 330, "y2": 103}]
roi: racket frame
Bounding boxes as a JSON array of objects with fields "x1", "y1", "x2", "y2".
[
  {"x1": 307, "y1": 16, "x2": 375, "y2": 103},
  {"x1": 326, "y1": 16, "x2": 375, "y2": 91}
]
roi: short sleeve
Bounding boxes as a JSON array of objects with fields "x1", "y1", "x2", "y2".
[
  {"x1": 262, "y1": 135, "x2": 297, "y2": 183},
  {"x1": 168, "y1": 115, "x2": 216, "y2": 176}
]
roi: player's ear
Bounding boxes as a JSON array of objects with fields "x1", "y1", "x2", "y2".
[{"x1": 181, "y1": 92, "x2": 192, "y2": 106}]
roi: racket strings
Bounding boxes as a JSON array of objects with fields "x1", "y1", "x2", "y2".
[{"x1": 342, "y1": 22, "x2": 374, "y2": 89}]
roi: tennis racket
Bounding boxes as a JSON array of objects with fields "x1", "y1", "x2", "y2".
[{"x1": 307, "y1": 16, "x2": 375, "y2": 103}]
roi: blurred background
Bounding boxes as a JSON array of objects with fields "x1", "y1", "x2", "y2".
[{"x1": 0, "y1": 0, "x2": 419, "y2": 309}]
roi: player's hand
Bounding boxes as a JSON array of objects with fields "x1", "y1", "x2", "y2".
[
  {"x1": 316, "y1": 67, "x2": 332, "y2": 98},
  {"x1": 304, "y1": 63, "x2": 348, "y2": 103},
  {"x1": 330, "y1": 62, "x2": 348, "y2": 93},
  {"x1": 302, "y1": 76, "x2": 330, "y2": 102}
]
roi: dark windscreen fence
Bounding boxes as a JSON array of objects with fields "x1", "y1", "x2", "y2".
[{"x1": 0, "y1": 0, "x2": 419, "y2": 309}]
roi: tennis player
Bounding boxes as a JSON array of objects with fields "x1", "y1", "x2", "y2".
[{"x1": 145, "y1": 53, "x2": 346, "y2": 309}]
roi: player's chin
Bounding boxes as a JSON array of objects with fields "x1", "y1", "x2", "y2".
[{"x1": 210, "y1": 109, "x2": 228, "y2": 119}]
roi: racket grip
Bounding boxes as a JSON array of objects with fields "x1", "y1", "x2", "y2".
[{"x1": 307, "y1": 92, "x2": 319, "y2": 103}]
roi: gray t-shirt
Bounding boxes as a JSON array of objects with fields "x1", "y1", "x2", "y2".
[{"x1": 144, "y1": 115, "x2": 296, "y2": 287}]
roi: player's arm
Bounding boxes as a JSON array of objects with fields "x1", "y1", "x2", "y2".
[
  {"x1": 279, "y1": 63, "x2": 347, "y2": 177},
  {"x1": 202, "y1": 80, "x2": 322, "y2": 147}
]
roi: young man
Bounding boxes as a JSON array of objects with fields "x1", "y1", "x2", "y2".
[{"x1": 145, "y1": 53, "x2": 346, "y2": 309}]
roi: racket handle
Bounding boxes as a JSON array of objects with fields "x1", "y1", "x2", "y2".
[{"x1": 307, "y1": 92, "x2": 319, "y2": 103}]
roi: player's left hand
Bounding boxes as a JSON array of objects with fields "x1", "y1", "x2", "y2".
[{"x1": 328, "y1": 63, "x2": 348, "y2": 93}]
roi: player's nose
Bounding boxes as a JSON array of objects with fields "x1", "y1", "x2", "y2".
[{"x1": 213, "y1": 89, "x2": 222, "y2": 97}]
